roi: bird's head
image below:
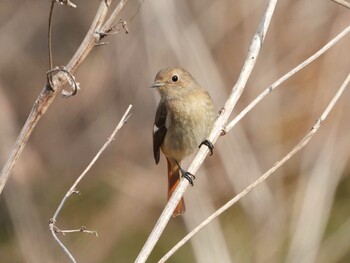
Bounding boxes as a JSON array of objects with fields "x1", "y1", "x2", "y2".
[{"x1": 151, "y1": 67, "x2": 199, "y2": 99}]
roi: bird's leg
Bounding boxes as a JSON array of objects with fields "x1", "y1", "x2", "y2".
[
  {"x1": 175, "y1": 160, "x2": 196, "y2": 186},
  {"x1": 199, "y1": 139, "x2": 214, "y2": 156}
]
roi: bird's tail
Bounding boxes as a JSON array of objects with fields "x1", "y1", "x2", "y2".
[{"x1": 166, "y1": 157, "x2": 186, "y2": 217}]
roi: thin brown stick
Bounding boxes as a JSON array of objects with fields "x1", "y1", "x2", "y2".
[
  {"x1": 48, "y1": 1, "x2": 55, "y2": 71},
  {"x1": 159, "y1": 73, "x2": 350, "y2": 262},
  {"x1": 0, "y1": 0, "x2": 130, "y2": 195},
  {"x1": 49, "y1": 104, "x2": 132, "y2": 263},
  {"x1": 331, "y1": 0, "x2": 350, "y2": 9},
  {"x1": 49, "y1": 1, "x2": 77, "y2": 71},
  {"x1": 134, "y1": 1, "x2": 278, "y2": 262},
  {"x1": 47, "y1": 1, "x2": 78, "y2": 88}
]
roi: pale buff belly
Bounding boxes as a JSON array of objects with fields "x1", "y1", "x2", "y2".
[{"x1": 161, "y1": 102, "x2": 214, "y2": 161}]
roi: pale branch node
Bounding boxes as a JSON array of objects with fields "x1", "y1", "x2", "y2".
[
  {"x1": 107, "y1": 20, "x2": 129, "y2": 35},
  {"x1": 158, "y1": 73, "x2": 350, "y2": 262},
  {"x1": 69, "y1": 188, "x2": 81, "y2": 196},
  {"x1": 96, "y1": 20, "x2": 128, "y2": 40},
  {"x1": 95, "y1": 42, "x2": 109, "y2": 47},
  {"x1": 121, "y1": 20, "x2": 129, "y2": 33},
  {"x1": 49, "y1": 219, "x2": 77, "y2": 263},
  {"x1": 224, "y1": 24, "x2": 350, "y2": 133},
  {"x1": 0, "y1": 0, "x2": 130, "y2": 195},
  {"x1": 52, "y1": 225, "x2": 98, "y2": 237},
  {"x1": 50, "y1": 104, "x2": 132, "y2": 263},
  {"x1": 55, "y1": 0, "x2": 77, "y2": 8},
  {"x1": 331, "y1": 0, "x2": 350, "y2": 9},
  {"x1": 134, "y1": 1, "x2": 278, "y2": 262},
  {"x1": 46, "y1": 66, "x2": 80, "y2": 98}
]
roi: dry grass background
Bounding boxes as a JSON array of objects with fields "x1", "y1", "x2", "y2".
[{"x1": 0, "y1": 0, "x2": 349, "y2": 262}]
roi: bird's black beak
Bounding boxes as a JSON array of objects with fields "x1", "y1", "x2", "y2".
[{"x1": 150, "y1": 82, "x2": 164, "y2": 88}]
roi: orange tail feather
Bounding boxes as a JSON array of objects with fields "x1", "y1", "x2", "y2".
[{"x1": 166, "y1": 157, "x2": 185, "y2": 217}]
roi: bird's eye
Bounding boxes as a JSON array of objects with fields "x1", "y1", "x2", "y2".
[{"x1": 171, "y1": 75, "x2": 179, "y2": 82}]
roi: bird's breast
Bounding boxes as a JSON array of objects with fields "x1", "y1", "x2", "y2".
[{"x1": 161, "y1": 95, "x2": 215, "y2": 161}]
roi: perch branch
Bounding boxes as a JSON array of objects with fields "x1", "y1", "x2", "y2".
[
  {"x1": 134, "y1": 1, "x2": 278, "y2": 262},
  {"x1": 159, "y1": 73, "x2": 350, "y2": 262},
  {"x1": 49, "y1": 104, "x2": 132, "y2": 263}
]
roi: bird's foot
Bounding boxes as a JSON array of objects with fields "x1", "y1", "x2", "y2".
[
  {"x1": 181, "y1": 170, "x2": 196, "y2": 186},
  {"x1": 176, "y1": 160, "x2": 196, "y2": 186},
  {"x1": 199, "y1": 139, "x2": 214, "y2": 156}
]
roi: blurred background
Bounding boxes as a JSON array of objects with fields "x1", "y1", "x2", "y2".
[{"x1": 0, "y1": 0, "x2": 349, "y2": 262}]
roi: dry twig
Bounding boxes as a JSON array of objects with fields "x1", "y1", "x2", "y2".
[
  {"x1": 225, "y1": 24, "x2": 350, "y2": 133},
  {"x1": 0, "y1": 0, "x2": 129, "y2": 195},
  {"x1": 134, "y1": 1, "x2": 278, "y2": 262},
  {"x1": 49, "y1": 104, "x2": 132, "y2": 263}
]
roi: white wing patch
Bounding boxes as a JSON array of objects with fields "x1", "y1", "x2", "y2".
[{"x1": 153, "y1": 125, "x2": 159, "y2": 134}]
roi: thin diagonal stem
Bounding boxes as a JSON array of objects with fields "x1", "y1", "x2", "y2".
[
  {"x1": 159, "y1": 73, "x2": 350, "y2": 262},
  {"x1": 225, "y1": 24, "x2": 350, "y2": 133},
  {"x1": 50, "y1": 105, "x2": 132, "y2": 262}
]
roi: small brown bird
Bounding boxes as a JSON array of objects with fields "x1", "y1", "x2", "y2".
[{"x1": 151, "y1": 67, "x2": 216, "y2": 217}]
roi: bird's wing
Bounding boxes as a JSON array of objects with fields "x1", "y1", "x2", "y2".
[{"x1": 153, "y1": 102, "x2": 167, "y2": 164}]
